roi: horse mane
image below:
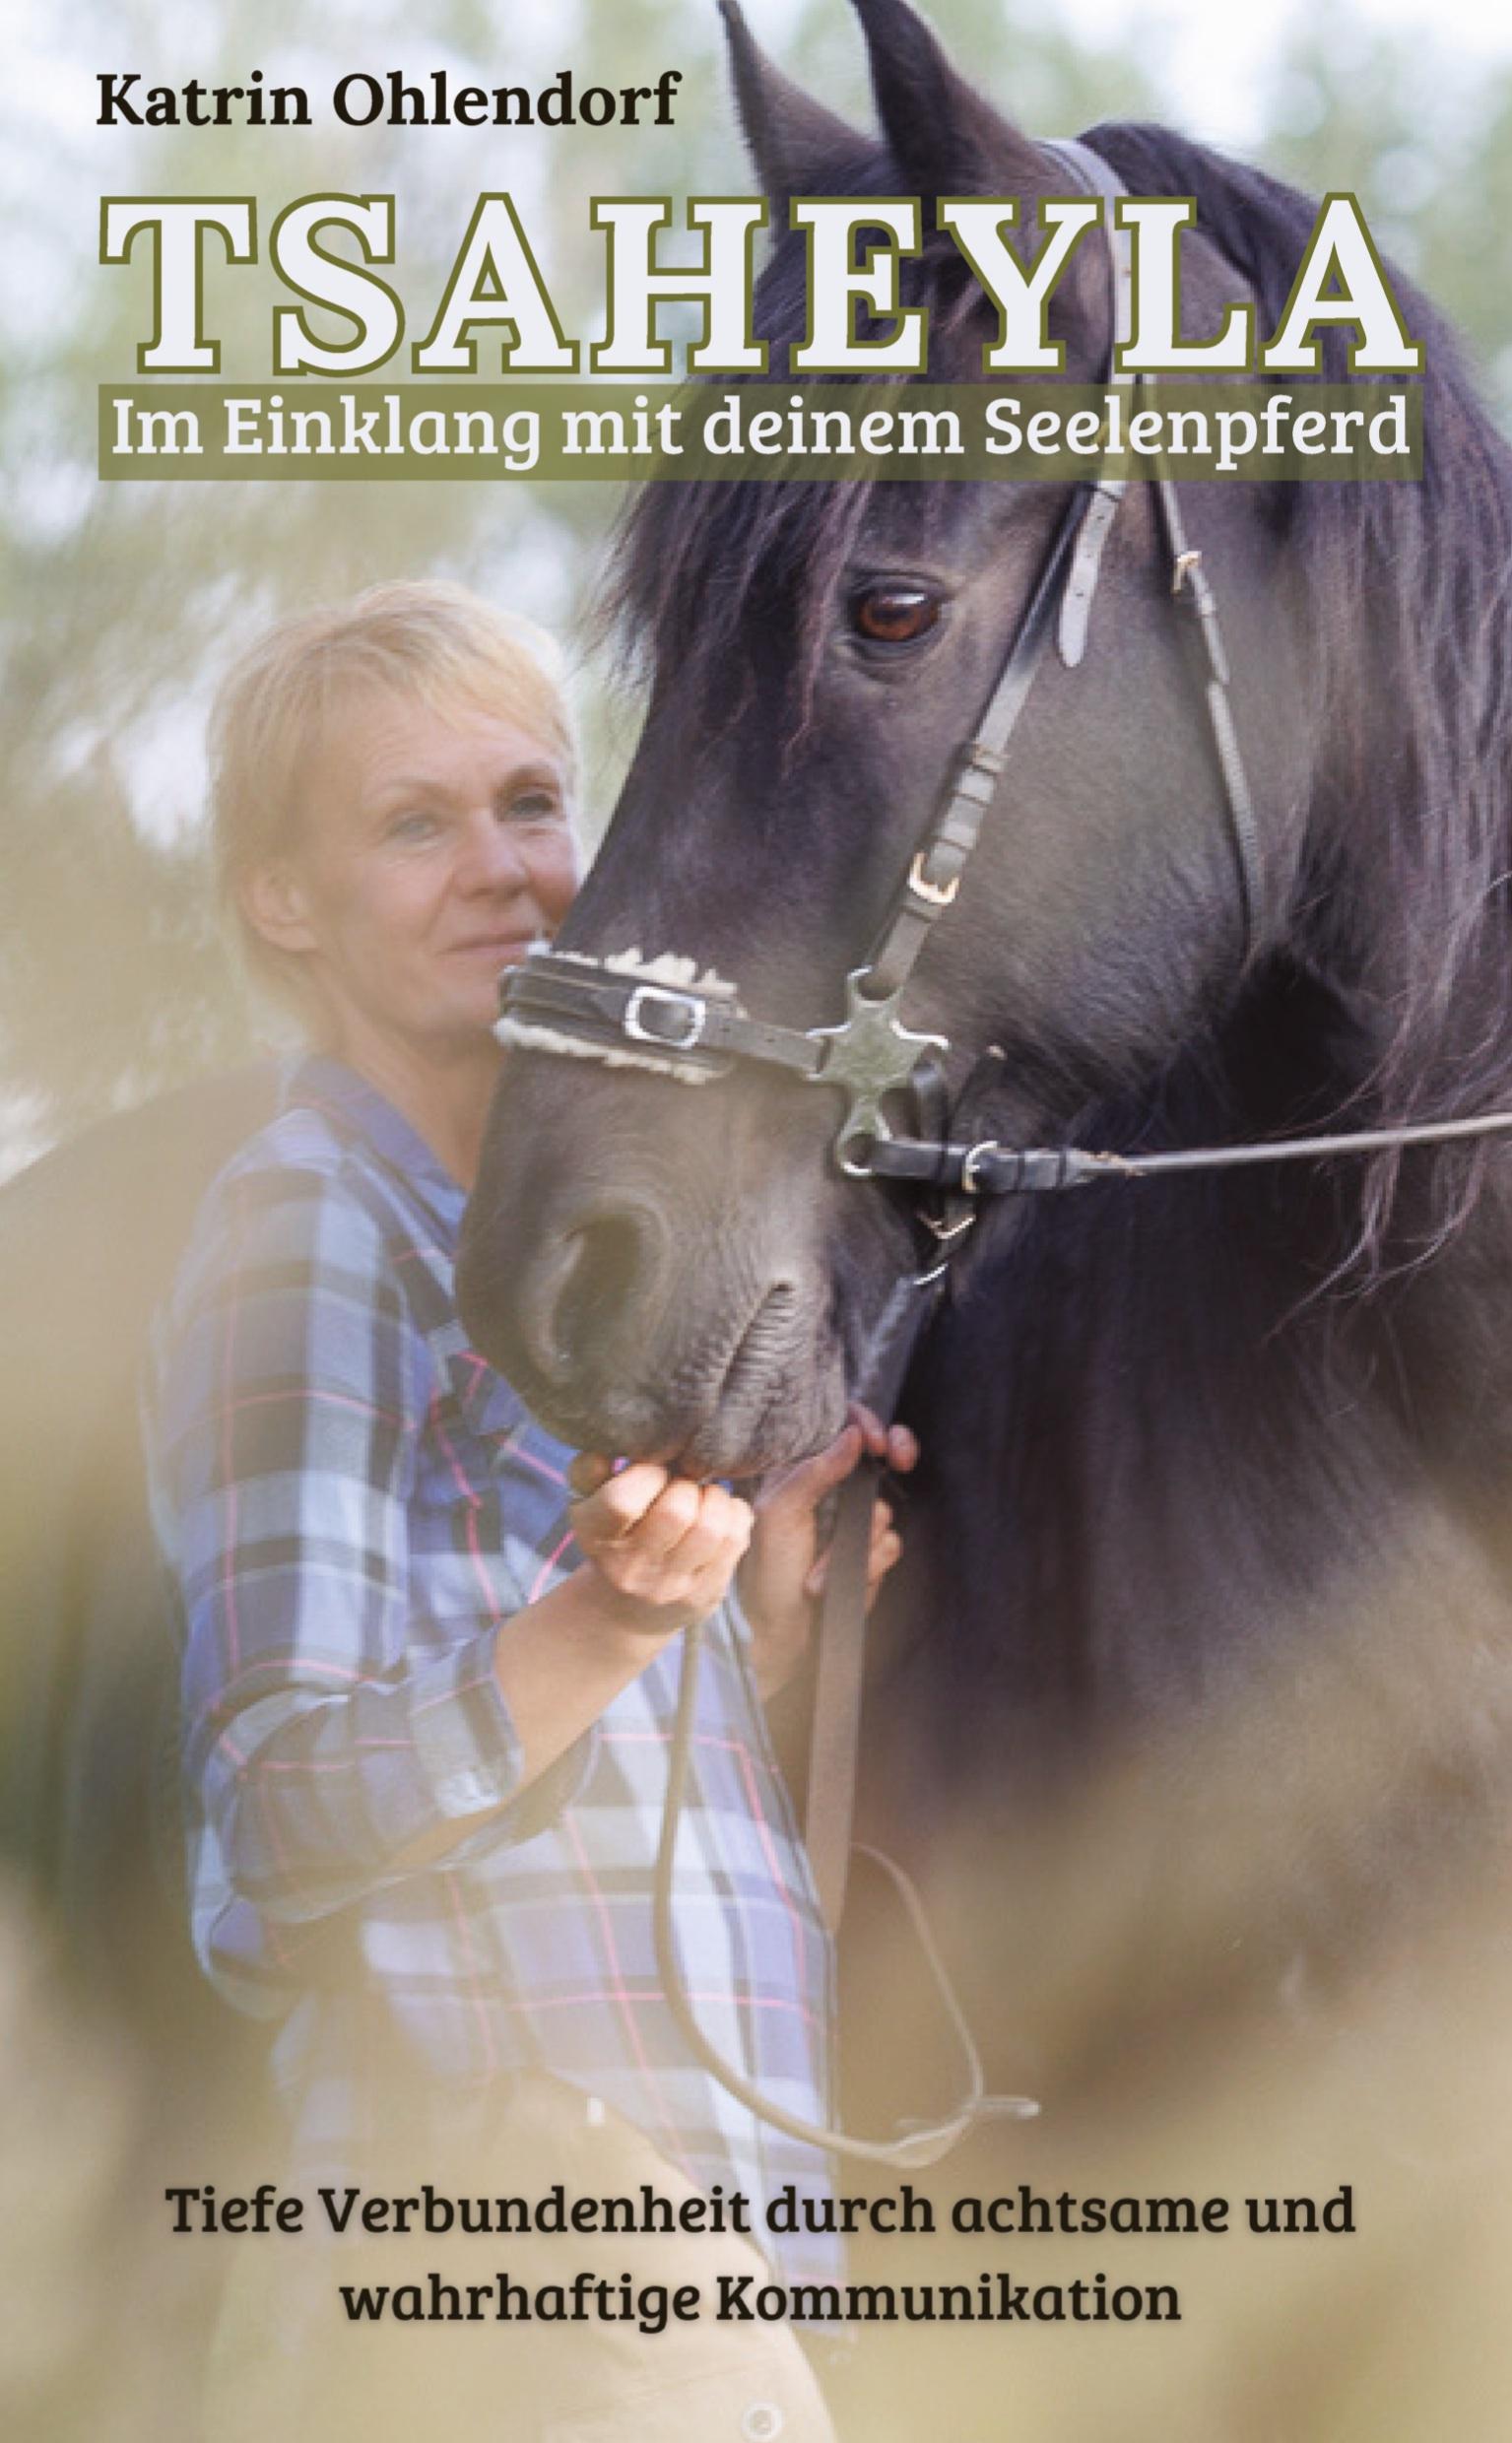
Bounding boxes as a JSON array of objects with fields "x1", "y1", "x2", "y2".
[
  {"x1": 609, "y1": 116, "x2": 1512, "y2": 1284},
  {"x1": 1092, "y1": 127, "x2": 1512, "y2": 1271}
]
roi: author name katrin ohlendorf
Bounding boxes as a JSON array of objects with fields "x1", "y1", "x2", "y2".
[{"x1": 95, "y1": 67, "x2": 685, "y2": 129}]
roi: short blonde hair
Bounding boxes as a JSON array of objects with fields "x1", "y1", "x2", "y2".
[{"x1": 208, "y1": 578, "x2": 578, "y2": 1016}]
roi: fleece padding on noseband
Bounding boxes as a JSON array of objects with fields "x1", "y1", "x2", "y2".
[{"x1": 494, "y1": 948, "x2": 738, "y2": 1082}]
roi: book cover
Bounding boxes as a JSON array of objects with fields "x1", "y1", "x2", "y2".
[{"x1": 4, "y1": 3, "x2": 1511, "y2": 2437}]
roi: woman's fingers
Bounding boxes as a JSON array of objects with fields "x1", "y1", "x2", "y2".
[
  {"x1": 617, "y1": 1473, "x2": 703, "y2": 1566},
  {"x1": 885, "y1": 1421, "x2": 920, "y2": 1474},
  {"x1": 570, "y1": 1459, "x2": 670, "y2": 1548},
  {"x1": 759, "y1": 1422, "x2": 864, "y2": 1527},
  {"x1": 572, "y1": 1413, "x2": 916, "y2": 1633},
  {"x1": 849, "y1": 1403, "x2": 889, "y2": 1463},
  {"x1": 849, "y1": 1406, "x2": 919, "y2": 1477},
  {"x1": 572, "y1": 1460, "x2": 754, "y2": 1618},
  {"x1": 667, "y1": 1486, "x2": 756, "y2": 1609},
  {"x1": 867, "y1": 1514, "x2": 904, "y2": 1593},
  {"x1": 566, "y1": 1450, "x2": 618, "y2": 1501}
]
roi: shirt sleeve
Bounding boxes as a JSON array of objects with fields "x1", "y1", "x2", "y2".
[{"x1": 154, "y1": 1154, "x2": 580, "y2": 1927}]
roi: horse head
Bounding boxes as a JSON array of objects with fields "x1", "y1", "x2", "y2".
[{"x1": 457, "y1": 0, "x2": 1500, "y2": 1502}]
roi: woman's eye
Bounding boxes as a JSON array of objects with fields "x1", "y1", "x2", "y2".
[
  {"x1": 849, "y1": 585, "x2": 943, "y2": 646},
  {"x1": 387, "y1": 812, "x2": 438, "y2": 843},
  {"x1": 508, "y1": 791, "x2": 559, "y2": 823}
]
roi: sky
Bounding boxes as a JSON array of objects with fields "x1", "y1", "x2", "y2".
[
  {"x1": 1056, "y1": 0, "x2": 1512, "y2": 142},
  {"x1": 742, "y1": 0, "x2": 1512, "y2": 146}
]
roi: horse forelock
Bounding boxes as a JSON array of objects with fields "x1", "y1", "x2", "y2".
[{"x1": 603, "y1": 141, "x2": 1025, "y2": 758}]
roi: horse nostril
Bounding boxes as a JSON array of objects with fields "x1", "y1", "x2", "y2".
[{"x1": 538, "y1": 1208, "x2": 660, "y2": 1385}]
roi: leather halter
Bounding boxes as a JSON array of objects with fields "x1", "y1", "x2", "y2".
[
  {"x1": 493, "y1": 144, "x2": 1512, "y2": 2168},
  {"x1": 500, "y1": 141, "x2": 1512, "y2": 1211},
  {"x1": 499, "y1": 144, "x2": 1268, "y2": 1185}
]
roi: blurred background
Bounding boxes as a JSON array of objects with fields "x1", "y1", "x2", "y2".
[{"x1": 5, "y1": 0, "x2": 1512, "y2": 1171}]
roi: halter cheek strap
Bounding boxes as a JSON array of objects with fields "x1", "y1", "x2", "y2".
[
  {"x1": 1039, "y1": 137, "x2": 1137, "y2": 671},
  {"x1": 1041, "y1": 136, "x2": 1266, "y2": 947}
]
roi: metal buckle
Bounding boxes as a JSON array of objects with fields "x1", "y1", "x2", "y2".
[
  {"x1": 908, "y1": 853, "x2": 960, "y2": 909},
  {"x1": 919, "y1": 1208, "x2": 977, "y2": 1245},
  {"x1": 624, "y1": 983, "x2": 707, "y2": 1051}
]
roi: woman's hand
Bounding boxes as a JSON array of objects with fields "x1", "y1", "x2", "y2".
[
  {"x1": 567, "y1": 1456, "x2": 754, "y2": 1635},
  {"x1": 738, "y1": 1406, "x2": 918, "y2": 1699}
]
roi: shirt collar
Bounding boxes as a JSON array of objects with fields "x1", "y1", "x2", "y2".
[{"x1": 285, "y1": 1053, "x2": 468, "y2": 1240}]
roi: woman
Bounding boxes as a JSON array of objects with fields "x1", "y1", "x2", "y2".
[{"x1": 149, "y1": 580, "x2": 911, "y2": 2440}]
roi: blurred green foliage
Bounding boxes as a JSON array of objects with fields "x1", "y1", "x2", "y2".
[{"x1": 5, "y1": 0, "x2": 1510, "y2": 1162}]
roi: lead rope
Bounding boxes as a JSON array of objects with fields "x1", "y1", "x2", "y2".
[
  {"x1": 652, "y1": 1249, "x2": 1039, "y2": 2169},
  {"x1": 804, "y1": 1265, "x2": 947, "y2": 1933},
  {"x1": 650, "y1": 1032, "x2": 1047, "y2": 2168},
  {"x1": 870, "y1": 1104, "x2": 1512, "y2": 1195},
  {"x1": 655, "y1": 1619, "x2": 1034, "y2": 2169}
]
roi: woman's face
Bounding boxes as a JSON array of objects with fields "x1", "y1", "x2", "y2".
[{"x1": 253, "y1": 683, "x2": 580, "y2": 1067}]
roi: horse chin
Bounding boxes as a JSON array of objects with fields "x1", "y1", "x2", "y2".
[
  {"x1": 507, "y1": 1332, "x2": 845, "y2": 1484},
  {"x1": 677, "y1": 1370, "x2": 848, "y2": 1484},
  {"x1": 649, "y1": 1334, "x2": 849, "y2": 1481}
]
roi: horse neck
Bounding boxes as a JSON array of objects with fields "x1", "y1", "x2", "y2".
[{"x1": 897, "y1": 1040, "x2": 1512, "y2": 1748}]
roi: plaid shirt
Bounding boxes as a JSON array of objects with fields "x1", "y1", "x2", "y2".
[{"x1": 148, "y1": 1056, "x2": 837, "y2": 2278}]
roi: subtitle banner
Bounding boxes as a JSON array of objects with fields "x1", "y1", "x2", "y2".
[{"x1": 99, "y1": 380, "x2": 1422, "y2": 483}]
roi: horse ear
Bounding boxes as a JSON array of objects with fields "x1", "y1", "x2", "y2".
[
  {"x1": 849, "y1": 0, "x2": 1041, "y2": 195},
  {"x1": 717, "y1": 0, "x2": 866, "y2": 207}
]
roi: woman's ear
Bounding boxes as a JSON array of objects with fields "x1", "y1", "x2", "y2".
[{"x1": 238, "y1": 859, "x2": 318, "y2": 956}]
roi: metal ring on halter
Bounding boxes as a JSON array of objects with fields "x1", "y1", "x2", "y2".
[
  {"x1": 959, "y1": 1141, "x2": 1000, "y2": 1195},
  {"x1": 836, "y1": 1125, "x2": 883, "y2": 1181}
]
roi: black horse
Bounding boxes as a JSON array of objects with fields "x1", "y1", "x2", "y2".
[
  {"x1": 458, "y1": 6, "x2": 1512, "y2": 2419},
  {"x1": 464, "y1": 0, "x2": 1512, "y2": 1906}
]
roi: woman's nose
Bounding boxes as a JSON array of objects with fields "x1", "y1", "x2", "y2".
[{"x1": 457, "y1": 812, "x2": 529, "y2": 892}]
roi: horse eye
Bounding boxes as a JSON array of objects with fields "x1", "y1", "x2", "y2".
[{"x1": 849, "y1": 585, "x2": 943, "y2": 645}]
